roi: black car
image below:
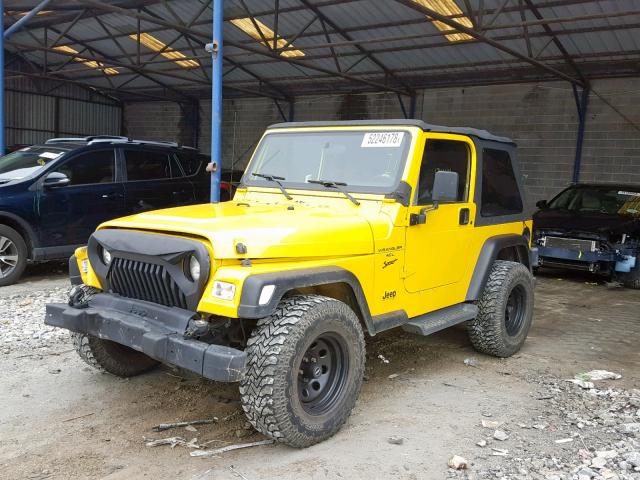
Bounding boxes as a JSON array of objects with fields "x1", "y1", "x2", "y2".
[
  {"x1": 533, "y1": 183, "x2": 640, "y2": 288},
  {"x1": 0, "y1": 136, "x2": 225, "y2": 286}
]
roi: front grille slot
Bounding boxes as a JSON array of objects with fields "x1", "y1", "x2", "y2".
[{"x1": 108, "y1": 257, "x2": 188, "y2": 309}]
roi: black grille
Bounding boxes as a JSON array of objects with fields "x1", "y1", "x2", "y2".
[{"x1": 108, "y1": 257, "x2": 188, "y2": 309}]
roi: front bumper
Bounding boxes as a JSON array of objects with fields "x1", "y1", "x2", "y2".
[
  {"x1": 45, "y1": 294, "x2": 246, "y2": 382},
  {"x1": 537, "y1": 246, "x2": 636, "y2": 272}
]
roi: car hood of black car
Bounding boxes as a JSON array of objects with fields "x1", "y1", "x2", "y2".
[{"x1": 533, "y1": 209, "x2": 640, "y2": 236}]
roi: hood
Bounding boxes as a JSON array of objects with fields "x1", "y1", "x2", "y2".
[
  {"x1": 533, "y1": 209, "x2": 640, "y2": 236},
  {"x1": 100, "y1": 202, "x2": 376, "y2": 259}
]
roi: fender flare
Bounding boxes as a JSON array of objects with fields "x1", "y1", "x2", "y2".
[
  {"x1": 237, "y1": 266, "x2": 374, "y2": 333},
  {"x1": 465, "y1": 234, "x2": 531, "y2": 302},
  {"x1": 0, "y1": 210, "x2": 39, "y2": 253}
]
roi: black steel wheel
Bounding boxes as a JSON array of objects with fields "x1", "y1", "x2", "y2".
[
  {"x1": 504, "y1": 285, "x2": 527, "y2": 336},
  {"x1": 468, "y1": 260, "x2": 534, "y2": 357},
  {"x1": 240, "y1": 295, "x2": 365, "y2": 448},
  {"x1": 297, "y1": 334, "x2": 350, "y2": 415}
]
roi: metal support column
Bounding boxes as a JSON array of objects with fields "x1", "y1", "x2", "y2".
[
  {"x1": 572, "y1": 85, "x2": 590, "y2": 184},
  {"x1": 0, "y1": 0, "x2": 4, "y2": 154},
  {"x1": 208, "y1": 0, "x2": 223, "y2": 203}
]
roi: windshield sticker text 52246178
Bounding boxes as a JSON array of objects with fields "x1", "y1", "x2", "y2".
[{"x1": 361, "y1": 132, "x2": 404, "y2": 148}]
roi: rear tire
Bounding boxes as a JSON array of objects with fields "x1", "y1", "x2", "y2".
[
  {"x1": 0, "y1": 225, "x2": 28, "y2": 287},
  {"x1": 467, "y1": 260, "x2": 534, "y2": 357},
  {"x1": 72, "y1": 333, "x2": 159, "y2": 377},
  {"x1": 239, "y1": 295, "x2": 365, "y2": 448}
]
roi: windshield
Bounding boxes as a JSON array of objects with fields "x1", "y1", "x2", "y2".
[
  {"x1": 244, "y1": 130, "x2": 411, "y2": 193},
  {"x1": 0, "y1": 147, "x2": 67, "y2": 183},
  {"x1": 548, "y1": 186, "x2": 640, "y2": 217}
]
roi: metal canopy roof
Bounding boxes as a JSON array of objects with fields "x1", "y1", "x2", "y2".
[{"x1": 4, "y1": 0, "x2": 640, "y2": 103}]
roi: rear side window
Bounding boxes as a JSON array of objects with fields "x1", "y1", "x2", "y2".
[
  {"x1": 176, "y1": 154, "x2": 204, "y2": 176},
  {"x1": 58, "y1": 150, "x2": 115, "y2": 185},
  {"x1": 125, "y1": 150, "x2": 174, "y2": 181},
  {"x1": 480, "y1": 148, "x2": 523, "y2": 217}
]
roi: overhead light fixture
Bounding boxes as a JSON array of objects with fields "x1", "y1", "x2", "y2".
[
  {"x1": 230, "y1": 17, "x2": 305, "y2": 58},
  {"x1": 129, "y1": 32, "x2": 199, "y2": 69},
  {"x1": 53, "y1": 45, "x2": 119, "y2": 75},
  {"x1": 412, "y1": 0, "x2": 474, "y2": 42}
]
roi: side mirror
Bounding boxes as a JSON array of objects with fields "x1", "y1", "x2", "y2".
[
  {"x1": 44, "y1": 172, "x2": 70, "y2": 188},
  {"x1": 410, "y1": 171, "x2": 460, "y2": 226},
  {"x1": 432, "y1": 170, "x2": 459, "y2": 203},
  {"x1": 536, "y1": 199, "x2": 548, "y2": 209}
]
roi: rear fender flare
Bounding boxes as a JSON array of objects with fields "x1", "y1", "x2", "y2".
[{"x1": 466, "y1": 234, "x2": 531, "y2": 301}]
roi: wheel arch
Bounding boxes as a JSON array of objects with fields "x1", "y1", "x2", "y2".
[
  {"x1": 0, "y1": 211, "x2": 37, "y2": 258},
  {"x1": 237, "y1": 267, "x2": 375, "y2": 335},
  {"x1": 466, "y1": 234, "x2": 531, "y2": 302}
]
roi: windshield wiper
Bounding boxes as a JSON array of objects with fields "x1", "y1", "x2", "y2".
[
  {"x1": 252, "y1": 173, "x2": 292, "y2": 200},
  {"x1": 307, "y1": 179, "x2": 360, "y2": 206}
]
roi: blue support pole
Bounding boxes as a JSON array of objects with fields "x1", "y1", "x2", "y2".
[
  {"x1": 4, "y1": 0, "x2": 52, "y2": 39},
  {"x1": 0, "y1": 0, "x2": 5, "y2": 155},
  {"x1": 209, "y1": 0, "x2": 223, "y2": 203},
  {"x1": 572, "y1": 86, "x2": 590, "y2": 184}
]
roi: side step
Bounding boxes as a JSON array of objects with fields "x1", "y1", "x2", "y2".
[{"x1": 402, "y1": 303, "x2": 478, "y2": 336}]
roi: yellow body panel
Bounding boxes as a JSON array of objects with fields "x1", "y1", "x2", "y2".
[{"x1": 77, "y1": 125, "x2": 531, "y2": 325}]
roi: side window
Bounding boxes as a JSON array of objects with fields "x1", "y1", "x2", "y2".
[
  {"x1": 176, "y1": 154, "x2": 204, "y2": 176},
  {"x1": 480, "y1": 148, "x2": 523, "y2": 217},
  {"x1": 417, "y1": 139, "x2": 470, "y2": 204},
  {"x1": 57, "y1": 150, "x2": 115, "y2": 185},
  {"x1": 124, "y1": 150, "x2": 174, "y2": 181}
]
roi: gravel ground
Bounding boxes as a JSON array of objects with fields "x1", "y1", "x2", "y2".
[
  {"x1": 0, "y1": 283, "x2": 69, "y2": 355},
  {"x1": 0, "y1": 269, "x2": 638, "y2": 479},
  {"x1": 448, "y1": 373, "x2": 640, "y2": 480}
]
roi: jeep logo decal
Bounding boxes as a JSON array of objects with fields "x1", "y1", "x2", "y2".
[{"x1": 382, "y1": 290, "x2": 396, "y2": 300}]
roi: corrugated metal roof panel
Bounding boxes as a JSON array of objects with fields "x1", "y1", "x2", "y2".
[{"x1": 3, "y1": 0, "x2": 640, "y2": 98}]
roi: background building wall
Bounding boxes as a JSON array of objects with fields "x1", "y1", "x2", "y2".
[
  {"x1": 5, "y1": 63, "x2": 122, "y2": 147},
  {"x1": 122, "y1": 77, "x2": 640, "y2": 203}
]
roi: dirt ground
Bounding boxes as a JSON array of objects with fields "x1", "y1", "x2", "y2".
[{"x1": 0, "y1": 264, "x2": 638, "y2": 480}]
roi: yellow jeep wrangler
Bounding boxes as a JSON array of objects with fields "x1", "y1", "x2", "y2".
[{"x1": 46, "y1": 120, "x2": 535, "y2": 447}]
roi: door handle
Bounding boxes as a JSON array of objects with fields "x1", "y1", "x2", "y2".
[
  {"x1": 101, "y1": 192, "x2": 121, "y2": 199},
  {"x1": 459, "y1": 208, "x2": 470, "y2": 225}
]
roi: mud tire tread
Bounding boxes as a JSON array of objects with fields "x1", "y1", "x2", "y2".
[
  {"x1": 239, "y1": 294, "x2": 365, "y2": 448},
  {"x1": 71, "y1": 333, "x2": 159, "y2": 378},
  {"x1": 467, "y1": 260, "x2": 534, "y2": 358}
]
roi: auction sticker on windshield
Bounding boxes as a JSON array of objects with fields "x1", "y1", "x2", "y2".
[{"x1": 361, "y1": 132, "x2": 404, "y2": 148}]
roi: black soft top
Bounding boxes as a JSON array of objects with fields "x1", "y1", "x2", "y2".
[{"x1": 267, "y1": 119, "x2": 514, "y2": 145}]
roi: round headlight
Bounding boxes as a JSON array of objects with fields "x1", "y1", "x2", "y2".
[
  {"x1": 102, "y1": 248, "x2": 112, "y2": 265},
  {"x1": 189, "y1": 255, "x2": 201, "y2": 282}
]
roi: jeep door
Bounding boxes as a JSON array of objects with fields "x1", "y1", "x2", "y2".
[
  {"x1": 404, "y1": 134, "x2": 476, "y2": 294},
  {"x1": 121, "y1": 147, "x2": 196, "y2": 214},
  {"x1": 36, "y1": 148, "x2": 126, "y2": 252}
]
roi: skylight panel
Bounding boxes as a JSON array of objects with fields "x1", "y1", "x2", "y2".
[
  {"x1": 412, "y1": 0, "x2": 474, "y2": 42},
  {"x1": 53, "y1": 45, "x2": 119, "y2": 75},
  {"x1": 230, "y1": 17, "x2": 305, "y2": 57},
  {"x1": 129, "y1": 32, "x2": 200, "y2": 69}
]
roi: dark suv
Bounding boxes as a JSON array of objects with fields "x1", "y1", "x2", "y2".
[{"x1": 0, "y1": 136, "x2": 218, "y2": 286}]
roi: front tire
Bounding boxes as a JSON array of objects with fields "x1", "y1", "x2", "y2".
[
  {"x1": 0, "y1": 225, "x2": 28, "y2": 287},
  {"x1": 467, "y1": 260, "x2": 534, "y2": 357},
  {"x1": 72, "y1": 333, "x2": 159, "y2": 377},
  {"x1": 239, "y1": 295, "x2": 365, "y2": 448}
]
